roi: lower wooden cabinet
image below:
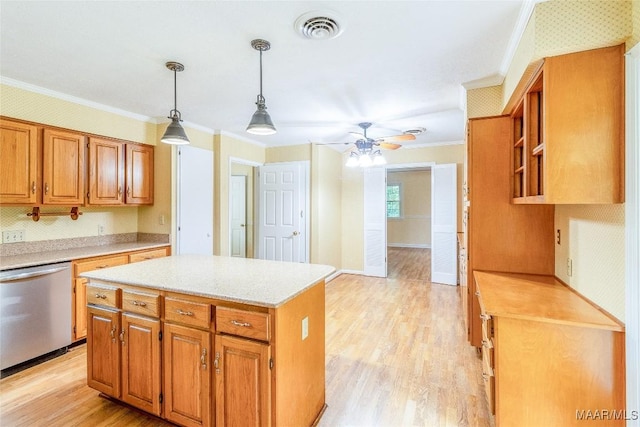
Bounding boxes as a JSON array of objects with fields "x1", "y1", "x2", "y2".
[
  {"x1": 215, "y1": 334, "x2": 271, "y2": 427},
  {"x1": 163, "y1": 323, "x2": 211, "y2": 427},
  {"x1": 87, "y1": 303, "x2": 162, "y2": 416}
]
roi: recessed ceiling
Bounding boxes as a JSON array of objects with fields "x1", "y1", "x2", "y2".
[{"x1": 0, "y1": 1, "x2": 532, "y2": 148}]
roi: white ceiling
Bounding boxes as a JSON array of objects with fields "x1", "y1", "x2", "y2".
[{"x1": 0, "y1": 1, "x2": 531, "y2": 148}]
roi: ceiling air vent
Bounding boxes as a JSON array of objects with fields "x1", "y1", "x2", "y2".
[{"x1": 294, "y1": 11, "x2": 344, "y2": 40}]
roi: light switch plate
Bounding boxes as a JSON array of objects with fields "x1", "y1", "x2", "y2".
[{"x1": 301, "y1": 316, "x2": 309, "y2": 340}]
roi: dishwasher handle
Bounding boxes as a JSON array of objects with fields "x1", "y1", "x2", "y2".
[{"x1": 0, "y1": 265, "x2": 70, "y2": 283}]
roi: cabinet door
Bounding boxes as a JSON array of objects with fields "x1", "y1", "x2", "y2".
[
  {"x1": 87, "y1": 306, "x2": 120, "y2": 397},
  {"x1": 163, "y1": 323, "x2": 211, "y2": 427},
  {"x1": 121, "y1": 313, "x2": 161, "y2": 416},
  {"x1": 42, "y1": 128, "x2": 85, "y2": 205},
  {"x1": 126, "y1": 144, "x2": 154, "y2": 205},
  {"x1": 88, "y1": 137, "x2": 124, "y2": 205},
  {"x1": 74, "y1": 278, "x2": 88, "y2": 341},
  {"x1": 0, "y1": 119, "x2": 39, "y2": 204},
  {"x1": 215, "y1": 334, "x2": 271, "y2": 427}
]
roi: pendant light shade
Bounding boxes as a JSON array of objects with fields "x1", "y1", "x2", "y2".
[
  {"x1": 247, "y1": 39, "x2": 276, "y2": 135},
  {"x1": 161, "y1": 61, "x2": 190, "y2": 145}
]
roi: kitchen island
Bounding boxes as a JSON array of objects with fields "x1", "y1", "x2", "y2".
[{"x1": 82, "y1": 255, "x2": 335, "y2": 427}]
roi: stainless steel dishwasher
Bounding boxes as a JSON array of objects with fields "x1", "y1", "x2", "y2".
[{"x1": 0, "y1": 262, "x2": 72, "y2": 371}]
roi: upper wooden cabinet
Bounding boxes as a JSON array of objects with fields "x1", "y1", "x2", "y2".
[
  {"x1": 0, "y1": 119, "x2": 39, "y2": 204},
  {"x1": 88, "y1": 137, "x2": 125, "y2": 205},
  {"x1": 88, "y1": 138, "x2": 153, "y2": 206},
  {"x1": 511, "y1": 44, "x2": 624, "y2": 204},
  {"x1": 42, "y1": 128, "x2": 86, "y2": 205},
  {"x1": 125, "y1": 143, "x2": 154, "y2": 205}
]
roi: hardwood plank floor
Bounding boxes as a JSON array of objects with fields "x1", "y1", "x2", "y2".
[
  {"x1": 387, "y1": 247, "x2": 431, "y2": 281},
  {"x1": 0, "y1": 249, "x2": 490, "y2": 427}
]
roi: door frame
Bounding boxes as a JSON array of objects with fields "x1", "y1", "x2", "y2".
[
  {"x1": 383, "y1": 162, "x2": 437, "y2": 276},
  {"x1": 228, "y1": 157, "x2": 263, "y2": 258},
  {"x1": 625, "y1": 42, "x2": 639, "y2": 426}
]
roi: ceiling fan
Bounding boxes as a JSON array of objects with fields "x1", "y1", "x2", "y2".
[{"x1": 316, "y1": 122, "x2": 417, "y2": 167}]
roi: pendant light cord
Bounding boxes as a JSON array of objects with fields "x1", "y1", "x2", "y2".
[{"x1": 258, "y1": 48, "x2": 265, "y2": 104}]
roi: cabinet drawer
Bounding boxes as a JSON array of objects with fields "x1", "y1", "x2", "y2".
[
  {"x1": 216, "y1": 307, "x2": 270, "y2": 342},
  {"x1": 164, "y1": 297, "x2": 211, "y2": 329},
  {"x1": 75, "y1": 254, "x2": 129, "y2": 275},
  {"x1": 129, "y1": 248, "x2": 168, "y2": 264},
  {"x1": 86, "y1": 284, "x2": 120, "y2": 308},
  {"x1": 122, "y1": 289, "x2": 160, "y2": 317}
]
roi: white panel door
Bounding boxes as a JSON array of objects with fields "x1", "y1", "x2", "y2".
[
  {"x1": 177, "y1": 146, "x2": 213, "y2": 255},
  {"x1": 363, "y1": 167, "x2": 387, "y2": 277},
  {"x1": 258, "y1": 162, "x2": 308, "y2": 262},
  {"x1": 230, "y1": 175, "x2": 247, "y2": 257},
  {"x1": 431, "y1": 163, "x2": 457, "y2": 285}
]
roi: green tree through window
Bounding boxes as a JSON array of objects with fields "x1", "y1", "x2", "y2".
[{"x1": 387, "y1": 184, "x2": 401, "y2": 218}]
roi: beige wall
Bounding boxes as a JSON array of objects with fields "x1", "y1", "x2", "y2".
[
  {"x1": 465, "y1": 0, "x2": 633, "y2": 321},
  {"x1": 341, "y1": 144, "x2": 465, "y2": 272},
  {"x1": 387, "y1": 169, "x2": 431, "y2": 248}
]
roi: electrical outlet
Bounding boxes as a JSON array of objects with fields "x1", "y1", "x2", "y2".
[
  {"x1": 98, "y1": 224, "x2": 105, "y2": 236},
  {"x1": 301, "y1": 316, "x2": 309, "y2": 340},
  {"x1": 2, "y1": 230, "x2": 25, "y2": 243},
  {"x1": 567, "y1": 258, "x2": 573, "y2": 277}
]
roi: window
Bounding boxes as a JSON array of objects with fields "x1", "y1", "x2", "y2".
[{"x1": 386, "y1": 184, "x2": 401, "y2": 218}]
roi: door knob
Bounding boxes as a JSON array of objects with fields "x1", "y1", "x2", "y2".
[
  {"x1": 292, "y1": 231, "x2": 299, "y2": 236},
  {"x1": 240, "y1": 224, "x2": 245, "y2": 227}
]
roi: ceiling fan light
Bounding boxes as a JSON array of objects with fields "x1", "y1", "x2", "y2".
[
  {"x1": 246, "y1": 105, "x2": 277, "y2": 135},
  {"x1": 346, "y1": 154, "x2": 359, "y2": 167},
  {"x1": 359, "y1": 154, "x2": 372, "y2": 167},
  {"x1": 161, "y1": 115, "x2": 191, "y2": 145},
  {"x1": 373, "y1": 153, "x2": 387, "y2": 165}
]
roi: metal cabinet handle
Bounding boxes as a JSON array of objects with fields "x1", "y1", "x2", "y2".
[
  {"x1": 95, "y1": 293, "x2": 107, "y2": 299},
  {"x1": 177, "y1": 309, "x2": 194, "y2": 316},
  {"x1": 480, "y1": 314, "x2": 491, "y2": 321},
  {"x1": 110, "y1": 327, "x2": 116, "y2": 342},
  {"x1": 44, "y1": 183, "x2": 49, "y2": 194},
  {"x1": 32, "y1": 181, "x2": 36, "y2": 194},
  {"x1": 214, "y1": 352, "x2": 220, "y2": 374},
  {"x1": 119, "y1": 329, "x2": 125, "y2": 345},
  {"x1": 96, "y1": 265, "x2": 109, "y2": 269},
  {"x1": 475, "y1": 291, "x2": 480, "y2": 296},
  {"x1": 230, "y1": 320, "x2": 251, "y2": 328},
  {"x1": 132, "y1": 300, "x2": 147, "y2": 307},
  {"x1": 118, "y1": 186, "x2": 122, "y2": 196},
  {"x1": 482, "y1": 339, "x2": 492, "y2": 348},
  {"x1": 201, "y1": 348, "x2": 207, "y2": 370},
  {"x1": 127, "y1": 187, "x2": 131, "y2": 196},
  {"x1": 482, "y1": 373, "x2": 489, "y2": 381}
]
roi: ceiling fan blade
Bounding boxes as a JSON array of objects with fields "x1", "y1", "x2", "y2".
[
  {"x1": 376, "y1": 134, "x2": 416, "y2": 143},
  {"x1": 379, "y1": 142, "x2": 402, "y2": 150}
]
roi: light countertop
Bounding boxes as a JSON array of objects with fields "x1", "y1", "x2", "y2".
[
  {"x1": 0, "y1": 242, "x2": 170, "y2": 271},
  {"x1": 81, "y1": 255, "x2": 336, "y2": 308}
]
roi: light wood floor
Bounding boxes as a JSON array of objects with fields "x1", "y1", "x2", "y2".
[{"x1": 0, "y1": 248, "x2": 490, "y2": 427}]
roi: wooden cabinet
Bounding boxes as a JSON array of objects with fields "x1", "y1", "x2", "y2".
[
  {"x1": 72, "y1": 247, "x2": 169, "y2": 341},
  {"x1": 215, "y1": 334, "x2": 271, "y2": 427},
  {"x1": 86, "y1": 283, "x2": 162, "y2": 416},
  {"x1": 511, "y1": 44, "x2": 624, "y2": 204},
  {"x1": 87, "y1": 305, "x2": 121, "y2": 397},
  {"x1": 0, "y1": 118, "x2": 39, "y2": 204},
  {"x1": 88, "y1": 137, "x2": 124, "y2": 205},
  {"x1": 125, "y1": 143, "x2": 154, "y2": 205},
  {"x1": 121, "y1": 312, "x2": 162, "y2": 415},
  {"x1": 163, "y1": 297, "x2": 212, "y2": 427},
  {"x1": 88, "y1": 138, "x2": 154, "y2": 206},
  {"x1": 42, "y1": 128, "x2": 85, "y2": 205},
  {"x1": 465, "y1": 116, "x2": 554, "y2": 346},
  {"x1": 475, "y1": 271, "x2": 625, "y2": 426}
]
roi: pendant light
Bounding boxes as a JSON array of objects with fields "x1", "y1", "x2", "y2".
[
  {"x1": 161, "y1": 61, "x2": 190, "y2": 145},
  {"x1": 246, "y1": 39, "x2": 276, "y2": 135}
]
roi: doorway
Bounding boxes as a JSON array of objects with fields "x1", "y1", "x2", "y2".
[{"x1": 228, "y1": 158, "x2": 260, "y2": 258}]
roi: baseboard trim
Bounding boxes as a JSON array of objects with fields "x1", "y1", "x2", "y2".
[{"x1": 387, "y1": 243, "x2": 431, "y2": 249}]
